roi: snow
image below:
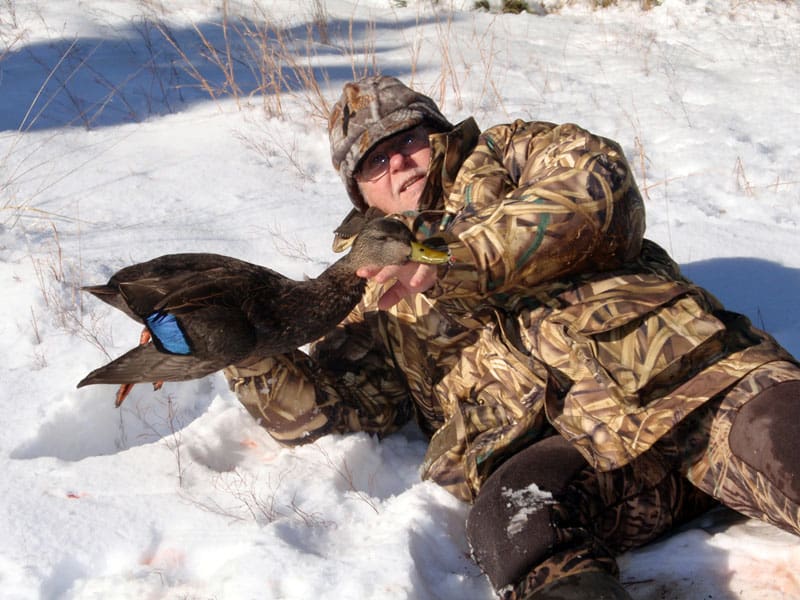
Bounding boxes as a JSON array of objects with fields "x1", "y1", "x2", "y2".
[
  {"x1": 2, "y1": 0, "x2": 799, "y2": 598},
  {"x1": 501, "y1": 484, "x2": 555, "y2": 537}
]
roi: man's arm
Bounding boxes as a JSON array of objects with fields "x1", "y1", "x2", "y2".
[
  {"x1": 225, "y1": 287, "x2": 413, "y2": 445},
  {"x1": 428, "y1": 120, "x2": 646, "y2": 299}
]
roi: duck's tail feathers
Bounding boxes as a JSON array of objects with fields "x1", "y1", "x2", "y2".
[
  {"x1": 81, "y1": 284, "x2": 121, "y2": 305},
  {"x1": 81, "y1": 284, "x2": 141, "y2": 321},
  {"x1": 77, "y1": 344, "x2": 221, "y2": 388}
]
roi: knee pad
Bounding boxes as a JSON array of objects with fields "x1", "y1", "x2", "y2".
[
  {"x1": 729, "y1": 380, "x2": 800, "y2": 504},
  {"x1": 466, "y1": 435, "x2": 588, "y2": 589}
]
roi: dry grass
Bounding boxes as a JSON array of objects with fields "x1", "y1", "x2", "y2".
[
  {"x1": 141, "y1": 0, "x2": 343, "y2": 122},
  {"x1": 733, "y1": 156, "x2": 755, "y2": 197},
  {"x1": 186, "y1": 467, "x2": 333, "y2": 527},
  {"x1": 1, "y1": 0, "x2": 18, "y2": 28},
  {"x1": 28, "y1": 221, "x2": 114, "y2": 370},
  {"x1": 312, "y1": 444, "x2": 379, "y2": 514}
]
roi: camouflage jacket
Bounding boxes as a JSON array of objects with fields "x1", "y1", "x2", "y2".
[{"x1": 226, "y1": 118, "x2": 794, "y2": 501}]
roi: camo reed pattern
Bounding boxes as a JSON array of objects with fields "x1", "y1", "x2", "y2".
[
  {"x1": 503, "y1": 358, "x2": 800, "y2": 598},
  {"x1": 224, "y1": 118, "x2": 800, "y2": 598},
  {"x1": 227, "y1": 119, "x2": 795, "y2": 505}
]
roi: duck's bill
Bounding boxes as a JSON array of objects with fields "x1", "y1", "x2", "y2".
[{"x1": 409, "y1": 240, "x2": 451, "y2": 265}]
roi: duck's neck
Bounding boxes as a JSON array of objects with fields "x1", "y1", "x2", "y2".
[
  {"x1": 313, "y1": 254, "x2": 367, "y2": 301},
  {"x1": 286, "y1": 255, "x2": 368, "y2": 331}
]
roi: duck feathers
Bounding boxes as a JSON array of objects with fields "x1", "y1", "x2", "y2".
[
  {"x1": 77, "y1": 343, "x2": 228, "y2": 387},
  {"x1": 77, "y1": 219, "x2": 451, "y2": 396}
]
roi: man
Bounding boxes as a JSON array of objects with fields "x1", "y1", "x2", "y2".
[{"x1": 225, "y1": 75, "x2": 800, "y2": 599}]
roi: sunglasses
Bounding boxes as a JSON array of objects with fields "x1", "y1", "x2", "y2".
[{"x1": 355, "y1": 127, "x2": 431, "y2": 182}]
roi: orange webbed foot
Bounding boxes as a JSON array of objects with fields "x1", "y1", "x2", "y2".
[{"x1": 114, "y1": 327, "x2": 163, "y2": 406}]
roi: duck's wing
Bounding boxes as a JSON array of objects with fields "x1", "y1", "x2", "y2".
[
  {"x1": 146, "y1": 263, "x2": 283, "y2": 313},
  {"x1": 76, "y1": 343, "x2": 227, "y2": 387},
  {"x1": 116, "y1": 268, "x2": 241, "y2": 318},
  {"x1": 84, "y1": 253, "x2": 279, "y2": 320},
  {"x1": 147, "y1": 304, "x2": 258, "y2": 360}
]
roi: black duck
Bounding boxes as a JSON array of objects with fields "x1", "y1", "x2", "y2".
[{"x1": 77, "y1": 218, "x2": 449, "y2": 404}]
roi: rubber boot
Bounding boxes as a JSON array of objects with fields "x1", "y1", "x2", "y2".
[{"x1": 525, "y1": 571, "x2": 632, "y2": 600}]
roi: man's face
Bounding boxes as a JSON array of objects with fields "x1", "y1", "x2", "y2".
[{"x1": 354, "y1": 125, "x2": 433, "y2": 214}]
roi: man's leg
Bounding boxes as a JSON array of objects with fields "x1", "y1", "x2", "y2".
[
  {"x1": 466, "y1": 435, "x2": 609, "y2": 594},
  {"x1": 466, "y1": 434, "x2": 714, "y2": 599},
  {"x1": 683, "y1": 360, "x2": 800, "y2": 535}
]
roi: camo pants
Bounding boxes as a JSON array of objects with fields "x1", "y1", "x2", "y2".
[{"x1": 467, "y1": 361, "x2": 800, "y2": 598}]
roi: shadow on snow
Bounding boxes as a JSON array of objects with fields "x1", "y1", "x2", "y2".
[
  {"x1": 681, "y1": 256, "x2": 800, "y2": 356},
  {"x1": 0, "y1": 15, "x2": 451, "y2": 132}
]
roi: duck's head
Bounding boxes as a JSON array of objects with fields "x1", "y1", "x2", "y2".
[{"x1": 349, "y1": 218, "x2": 450, "y2": 268}]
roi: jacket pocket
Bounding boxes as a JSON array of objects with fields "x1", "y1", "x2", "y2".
[{"x1": 555, "y1": 280, "x2": 727, "y2": 404}]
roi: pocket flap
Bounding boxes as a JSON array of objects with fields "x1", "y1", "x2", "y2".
[{"x1": 559, "y1": 278, "x2": 695, "y2": 335}]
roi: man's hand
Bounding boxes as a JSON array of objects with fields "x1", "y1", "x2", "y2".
[{"x1": 357, "y1": 262, "x2": 439, "y2": 310}]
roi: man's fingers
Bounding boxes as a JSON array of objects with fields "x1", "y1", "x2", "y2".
[
  {"x1": 360, "y1": 264, "x2": 438, "y2": 309},
  {"x1": 358, "y1": 264, "x2": 403, "y2": 283},
  {"x1": 409, "y1": 264, "x2": 435, "y2": 289},
  {"x1": 378, "y1": 282, "x2": 405, "y2": 310},
  {"x1": 357, "y1": 266, "x2": 381, "y2": 279},
  {"x1": 375, "y1": 265, "x2": 403, "y2": 284}
]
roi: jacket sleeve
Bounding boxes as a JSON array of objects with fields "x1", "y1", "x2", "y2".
[
  {"x1": 427, "y1": 120, "x2": 646, "y2": 300},
  {"x1": 224, "y1": 284, "x2": 413, "y2": 446}
]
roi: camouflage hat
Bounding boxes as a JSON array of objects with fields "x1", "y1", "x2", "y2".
[{"x1": 328, "y1": 75, "x2": 453, "y2": 212}]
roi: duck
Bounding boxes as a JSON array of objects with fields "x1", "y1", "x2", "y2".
[{"x1": 77, "y1": 217, "x2": 450, "y2": 405}]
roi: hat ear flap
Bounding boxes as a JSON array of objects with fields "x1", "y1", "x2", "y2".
[{"x1": 342, "y1": 104, "x2": 351, "y2": 136}]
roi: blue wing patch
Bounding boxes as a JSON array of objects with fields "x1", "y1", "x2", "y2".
[{"x1": 146, "y1": 311, "x2": 192, "y2": 355}]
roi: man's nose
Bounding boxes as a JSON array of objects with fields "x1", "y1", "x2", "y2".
[{"x1": 388, "y1": 150, "x2": 411, "y2": 171}]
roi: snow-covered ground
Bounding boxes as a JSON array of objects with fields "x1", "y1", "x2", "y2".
[{"x1": 1, "y1": 0, "x2": 799, "y2": 598}]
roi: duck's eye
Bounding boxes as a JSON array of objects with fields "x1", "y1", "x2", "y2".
[{"x1": 376, "y1": 232, "x2": 396, "y2": 242}]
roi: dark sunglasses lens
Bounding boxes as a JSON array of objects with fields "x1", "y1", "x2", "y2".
[
  {"x1": 361, "y1": 155, "x2": 388, "y2": 180},
  {"x1": 358, "y1": 129, "x2": 429, "y2": 181}
]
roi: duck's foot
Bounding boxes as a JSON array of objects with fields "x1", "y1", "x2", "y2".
[
  {"x1": 139, "y1": 327, "x2": 152, "y2": 345},
  {"x1": 115, "y1": 383, "x2": 135, "y2": 407},
  {"x1": 114, "y1": 380, "x2": 164, "y2": 407},
  {"x1": 114, "y1": 328, "x2": 161, "y2": 407}
]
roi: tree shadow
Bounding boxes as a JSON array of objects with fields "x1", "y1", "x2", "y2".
[
  {"x1": 0, "y1": 14, "x2": 452, "y2": 132},
  {"x1": 680, "y1": 256, "x2": 800, "y2": 355}
]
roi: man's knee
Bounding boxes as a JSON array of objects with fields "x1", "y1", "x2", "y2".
[
  {"x1": 466, "y1": 435, "x2": 588, "y2": 589},
  {"x1": 729, "y1": 380, "x2": 800, "y2": 504}
]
